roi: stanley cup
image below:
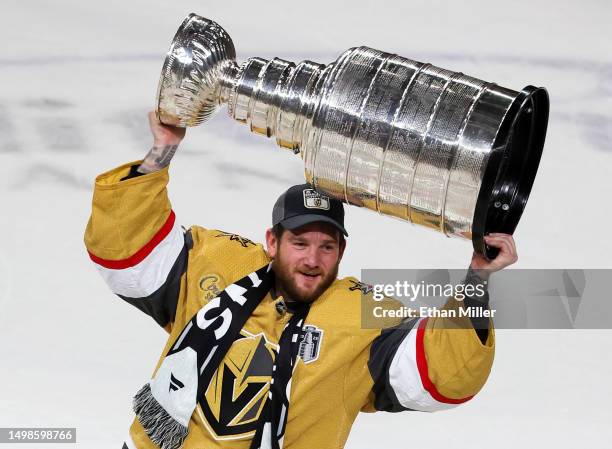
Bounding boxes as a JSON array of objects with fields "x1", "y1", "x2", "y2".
[{"x1": 156, "y1": 14, "x2": 549, "y2": 258}]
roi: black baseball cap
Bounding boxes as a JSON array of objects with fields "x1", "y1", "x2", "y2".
[{"x1": 272, "y1": 184, "x2": 348, "y2": 237}]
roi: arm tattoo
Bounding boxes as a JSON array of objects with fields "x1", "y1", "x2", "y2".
[{"x1": 137, "y1": 144, "x2": 179, "y2": 174}]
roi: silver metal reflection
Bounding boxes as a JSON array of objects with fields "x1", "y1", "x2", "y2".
[{"x1": 156, "y1": 14, "x2": 549, "y2": 255}]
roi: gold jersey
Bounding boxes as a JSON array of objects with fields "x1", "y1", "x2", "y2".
[{"x1": 84, "y1": 161, "x2": 495, "y2": 449}]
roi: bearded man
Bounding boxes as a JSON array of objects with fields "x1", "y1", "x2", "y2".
[{"x1": 84, "y1": 112, "x2": 516, "y2": 449}]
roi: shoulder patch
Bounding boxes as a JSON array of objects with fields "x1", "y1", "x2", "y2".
[
  {"x1": 214, "y1": 230, "x2": 256, "y2": 248},
  {"x1": 348, "y1": 279, "x2": 373, "y2": 295}
]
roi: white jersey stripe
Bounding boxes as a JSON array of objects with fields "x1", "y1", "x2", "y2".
[
  {"x1": 388, "y1": 318, "x2": 458, "y2": 412},
  {"x1": 93, "y1": 220, "x2": 184, "y2": 298}
]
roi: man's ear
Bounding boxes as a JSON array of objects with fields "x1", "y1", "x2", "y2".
[{"x1": 265, "y1": 228, "x2": 278, "y2": 258}]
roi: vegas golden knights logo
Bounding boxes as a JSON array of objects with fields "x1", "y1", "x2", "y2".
[
  {"x1": 199, "y1": 330, "x2": 278, "y2": 440},
  {"x1": 303, "y1": 189, "x2": 330, "y2": 210}
]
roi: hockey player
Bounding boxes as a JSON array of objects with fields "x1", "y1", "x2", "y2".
[{"x1": 84, "y1": 112, "x2": 518, "y2": 449}]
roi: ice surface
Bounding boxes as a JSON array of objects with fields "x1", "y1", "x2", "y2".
[{"x1": 0, "y1": 1, "x2": 611, "y2": 448}]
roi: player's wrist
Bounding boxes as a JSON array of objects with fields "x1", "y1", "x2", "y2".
[
  {"x1": 137, "y1": 142, "x2": 180, "y2": 174},
  {"x1": 152, "y1": 136, "x2": 183, "y2": 147}
]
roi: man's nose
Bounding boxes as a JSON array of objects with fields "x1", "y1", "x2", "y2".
[{"x1": 303, "y1": 246, "x2": 321, "y2": 268}]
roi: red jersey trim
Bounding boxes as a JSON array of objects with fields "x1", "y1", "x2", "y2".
[
  {"x1": 88, "y1": 210, "x2": 176, "y2": 269},
  {"x1": 415, "y1": 318, "x2": 474, "y2": 404}
]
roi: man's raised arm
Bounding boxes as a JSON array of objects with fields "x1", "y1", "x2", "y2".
[
  {"x1": 365, "y1": 234, "x2": 517, "y2": 413},
  {"x1": 84, "y1": 112, "x2": 187, "y2": 331}
]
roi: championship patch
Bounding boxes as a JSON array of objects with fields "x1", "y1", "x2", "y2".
[
  {"x1": 303, "y1": 189, "x2": 330, "y2": 210},
  {"x1": 298, "y1": 325, "x2": 323, "y2": 364}
]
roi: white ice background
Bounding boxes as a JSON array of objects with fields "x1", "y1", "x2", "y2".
[{"x1": 0, "y1": 1, "x2": 611, "y2": 448}]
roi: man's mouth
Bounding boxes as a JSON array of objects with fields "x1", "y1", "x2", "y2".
[{"x1": 297, "y1": 271, "x2": 321, "y2": 282}]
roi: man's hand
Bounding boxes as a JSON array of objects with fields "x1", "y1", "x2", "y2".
[
  {"x1": 148, "y1": 111, "x2": 186, "y2": 146},
  {"x1": 469, "y1": 233, "x2": 518, "y2": 279},
  {"x1": 137, "y1": 111, "x2": 187, "y2": 174}
]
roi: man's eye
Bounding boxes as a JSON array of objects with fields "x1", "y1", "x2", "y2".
[{"x1": 294, "y1": 241, "x2": 306, "y2": 247}]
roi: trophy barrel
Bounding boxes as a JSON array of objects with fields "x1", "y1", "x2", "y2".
[{"x1": 300, "y1": 47, "x2": 548, "y2": 259}]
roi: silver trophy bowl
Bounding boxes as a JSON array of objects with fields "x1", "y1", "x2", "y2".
[{"x1": 157, "y1": 14, "x2": 549, "y2": 259}]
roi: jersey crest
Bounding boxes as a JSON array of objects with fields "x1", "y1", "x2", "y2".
[{"x1": 199, "y1": 330, "x2": 277, "y2": 440}]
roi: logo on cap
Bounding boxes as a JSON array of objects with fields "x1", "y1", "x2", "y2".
[{"x1": 303, "y1": 189, "x2": 330, "y2": 210}]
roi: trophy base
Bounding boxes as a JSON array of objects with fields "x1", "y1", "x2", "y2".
[{"x1": 472, "y1": 86, "x2": 549, "y2": 260}]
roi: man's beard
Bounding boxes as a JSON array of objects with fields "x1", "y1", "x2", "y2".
[{"x1": 272, "y1": 250, "x2": 339, "y2": 304}]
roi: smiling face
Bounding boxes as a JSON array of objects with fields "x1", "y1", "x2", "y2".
[{"x1": 265, "y1": 222, "x2": 346, "y2": 304}]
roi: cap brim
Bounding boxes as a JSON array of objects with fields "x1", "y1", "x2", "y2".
[{"x1": 281, "y1": 214, "x2": 348, "y2": 237}]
